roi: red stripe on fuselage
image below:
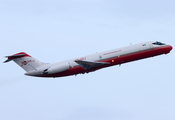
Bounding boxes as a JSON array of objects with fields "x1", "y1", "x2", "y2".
[{"x1": 39, "y1": 45, "x2": 172, "y2": 78}]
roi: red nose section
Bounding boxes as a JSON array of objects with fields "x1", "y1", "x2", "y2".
[
  {"x1": 170, "y1": 45, "x2": 173, "y2": 51},
  {"x1": 165, "y1": 45, "x2": 173, "y2": 54}
]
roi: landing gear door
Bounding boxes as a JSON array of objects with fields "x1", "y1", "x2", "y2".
[{"x1": 150, "y1": 44, "x2": 154, "y2": 51}]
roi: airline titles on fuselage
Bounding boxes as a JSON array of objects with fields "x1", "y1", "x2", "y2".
[{"x1": 103, "y1": 50, "x2": 121, "y2": 55}]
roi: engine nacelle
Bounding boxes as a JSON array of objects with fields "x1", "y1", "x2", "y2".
[
  {"x1": 47, "y1": 63, "x2": 70, "y2": 74},
  {"x1": 25, "y1": 63, "x2": 70, "y2": 76}
]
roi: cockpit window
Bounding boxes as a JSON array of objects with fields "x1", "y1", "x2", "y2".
[{"x1": 152, "y1": 41, "x2": 166, "y2": 45}]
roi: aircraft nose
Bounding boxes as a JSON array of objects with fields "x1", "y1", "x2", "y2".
[
  {"x1": 168, "y1": 45, "x2": 173, "y2": 51},
  {"x1": 169, "y1": 45, "x2": 173, "y2": 51},
  {"x1": 165, "y1": 45, "x2": 173, "y2": 54}
]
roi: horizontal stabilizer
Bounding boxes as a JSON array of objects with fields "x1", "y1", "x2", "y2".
[
  {"x1": 4, "y1": 53, "x2": 29, "y2": 63},
  {"x1": 75, "y1": 60, "x2": 110, "y2": 70}
]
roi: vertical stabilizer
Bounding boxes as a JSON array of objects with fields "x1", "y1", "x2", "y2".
[{"x1": 4, "y1": 52, "x2": 46, "y2": 72}]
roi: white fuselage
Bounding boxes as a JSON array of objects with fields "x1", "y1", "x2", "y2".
[{"x1": 24, "y1": 41, "x2": 172, "y2": 77}]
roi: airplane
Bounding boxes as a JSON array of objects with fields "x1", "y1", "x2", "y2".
[{"x1": 4, "y1": 41, "x2": 173, "y2": 78}]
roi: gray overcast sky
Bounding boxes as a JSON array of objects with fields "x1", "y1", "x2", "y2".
[{"x1": 0, "y1": 0, "x2": 175, "y2": 120}]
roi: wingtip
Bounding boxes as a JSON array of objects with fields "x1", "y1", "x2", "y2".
[{"x1": 3, "y1": 59, "x2": 11, "y2": 63}]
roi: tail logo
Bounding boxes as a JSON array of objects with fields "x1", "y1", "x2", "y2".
[
  {"x1": 21, "y1": 60, "x2": 35, "y2": 66},
  {"x1": 21, "y1": 61, "x2": 27, "y2": 66},
  {"x1": 23, "y1": 61, "x2": 27, "y2": 65}
]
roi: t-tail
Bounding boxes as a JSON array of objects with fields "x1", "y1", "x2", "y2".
[{"x1": 4, "y1": 52, "x2": 47, "y2": 72}]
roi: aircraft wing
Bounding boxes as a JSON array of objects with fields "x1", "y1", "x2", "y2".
[{"x1": 75, "y1": 60, "x2": 110, "y2": 70}]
